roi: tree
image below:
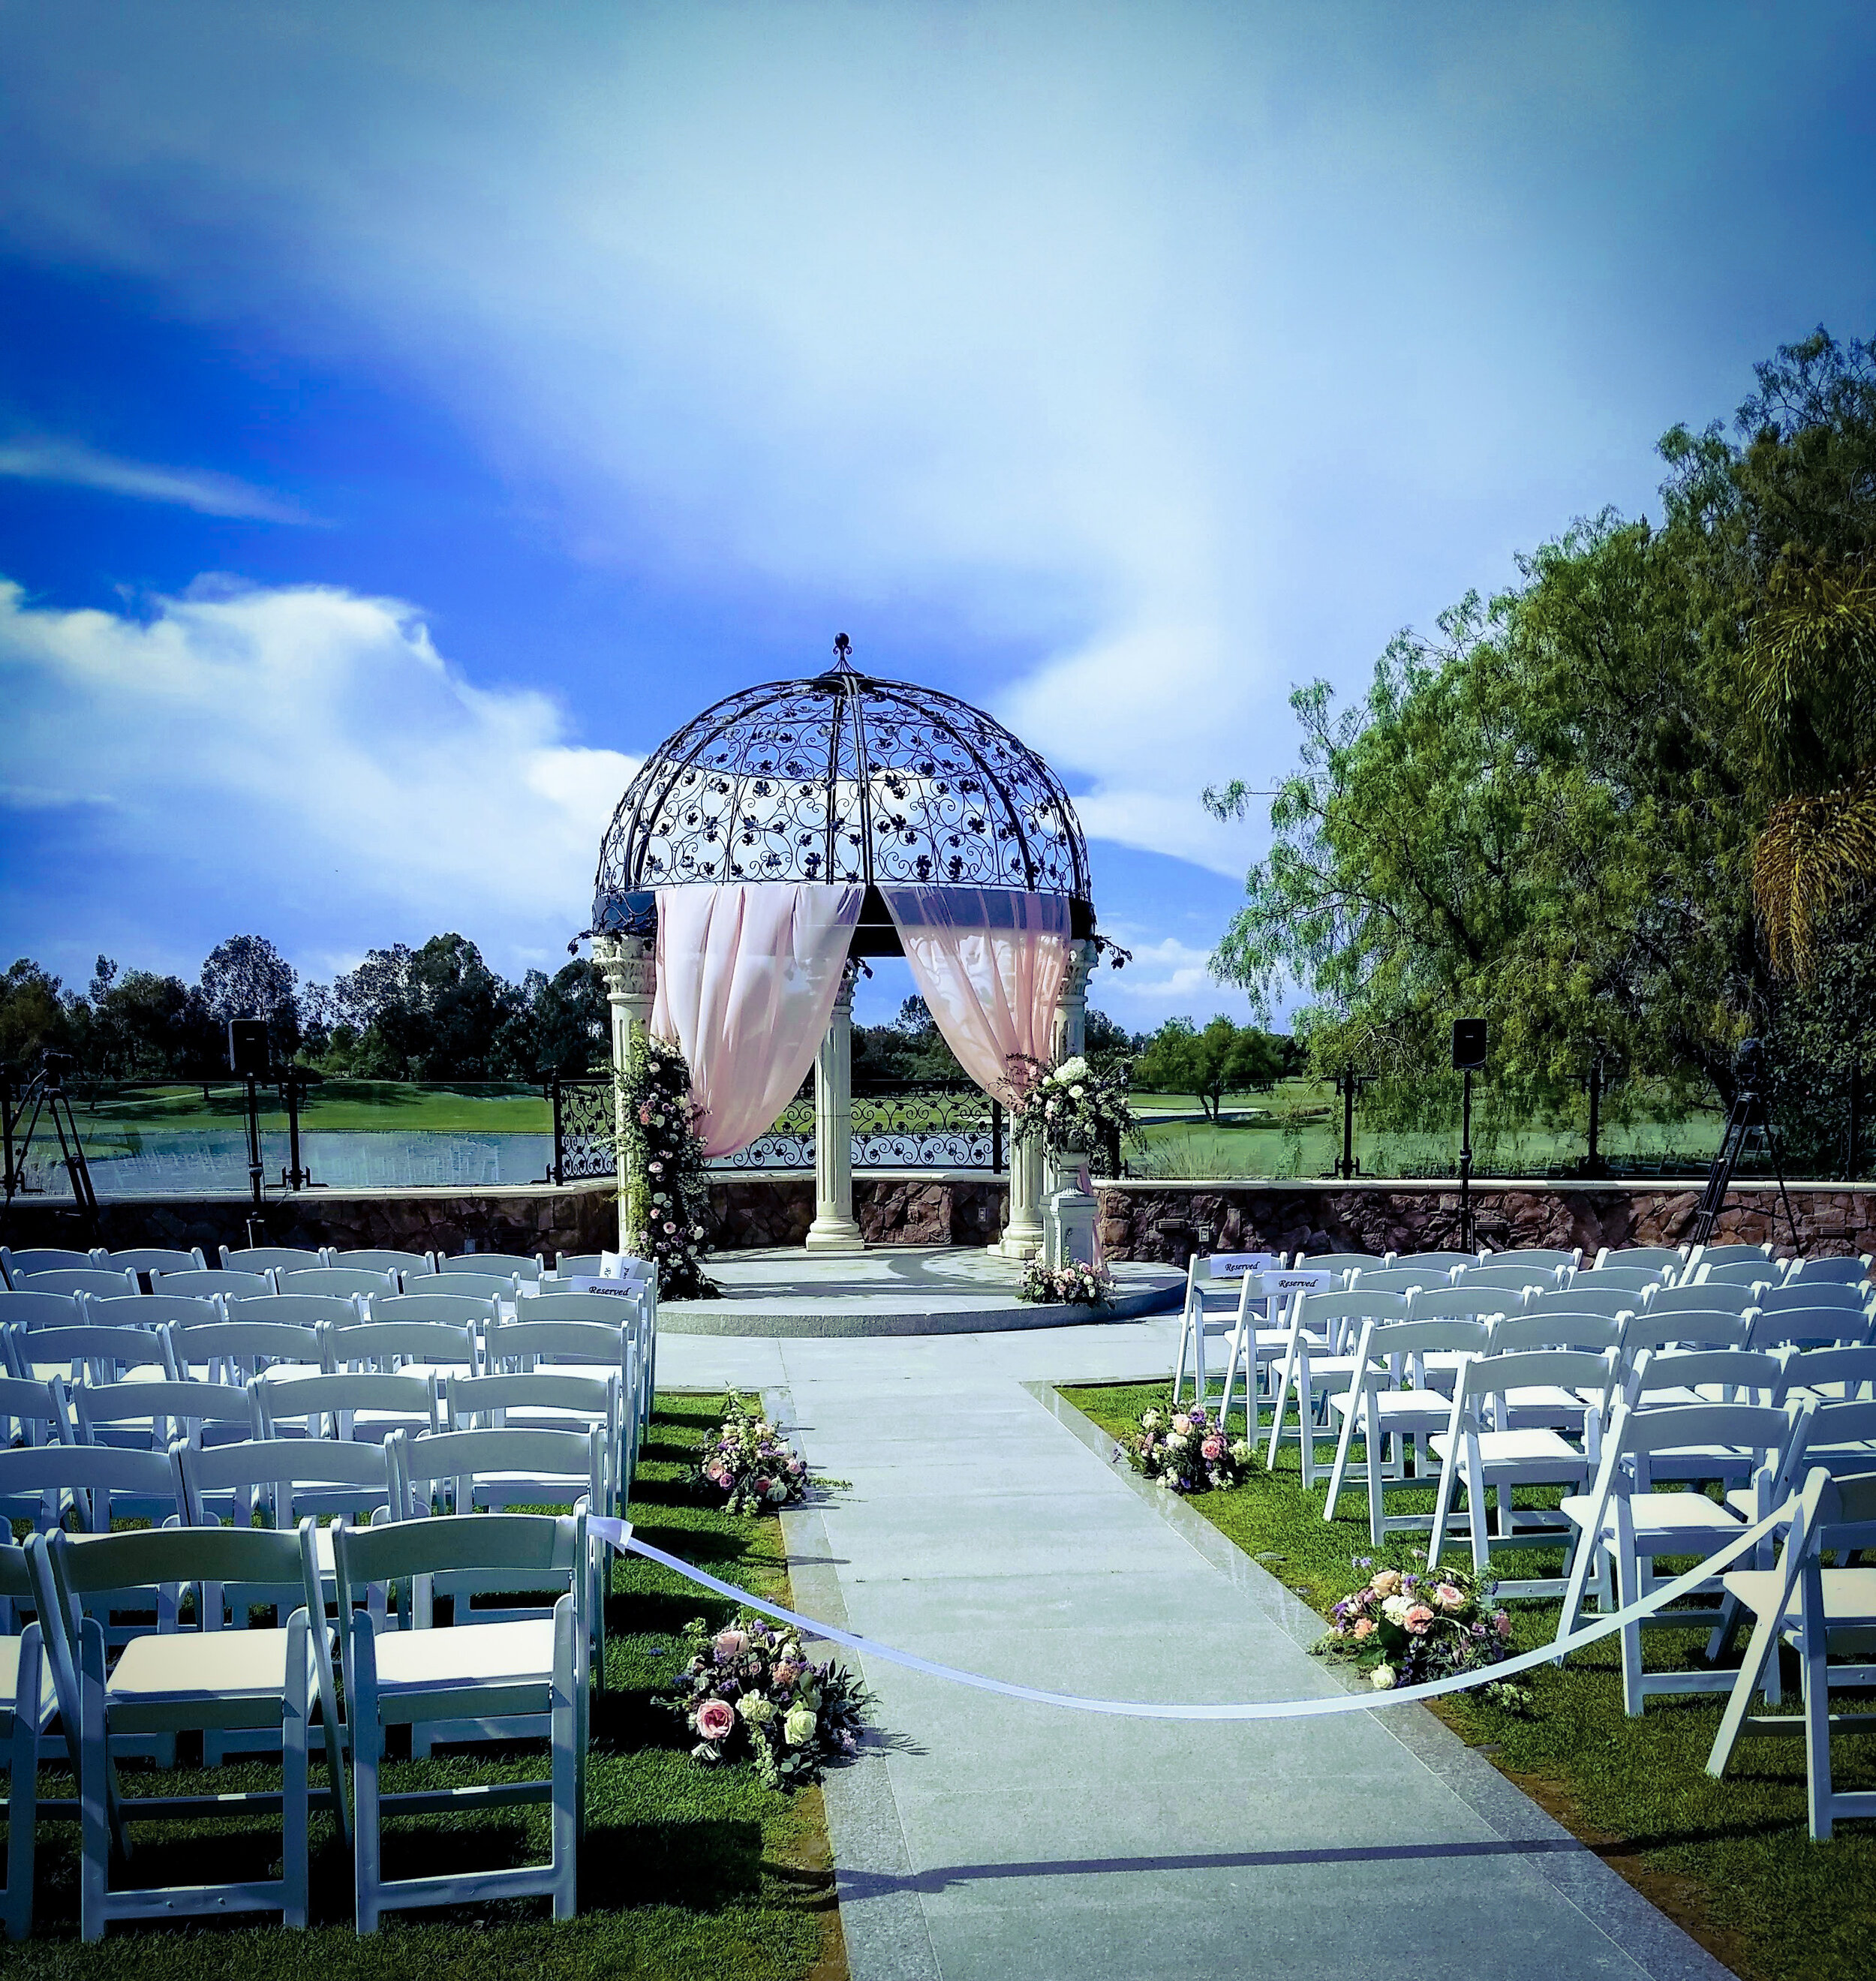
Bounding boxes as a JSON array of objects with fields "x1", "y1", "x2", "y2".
[
  {"x1": 519, "y1": 960, "x2": 609, "y2": 1078},
  {"x1": 0, "y1": 960, "x2": 74, "y2": 1072},
  {"x1": 1135, "y1": 1015, "x2": 1297, "y2": 1121},
  {"x1": 200, "y1": 934, "x2": 300, "y2": 1060}
]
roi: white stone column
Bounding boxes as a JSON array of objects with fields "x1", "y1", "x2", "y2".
[
  {"x1": 594, "y1": 933, "x2": 657, "y2": 1252},
  {"x1": 805, "y1": 963, "x2": 866, "y2": 1252},
  {"x1": 1044, "y1": 941, "x2": 1099, "y2": 1268}
]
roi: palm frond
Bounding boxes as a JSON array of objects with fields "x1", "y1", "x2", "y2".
[{"x1": 1752, "y1": 769, "x2": 1876, "y2": 978}]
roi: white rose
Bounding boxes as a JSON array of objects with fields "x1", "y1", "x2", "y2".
[
  {"x1": 1164, "y1": 1432, "x2": 1186, "y2": 1450},
  {"x1": 1369, "y1": 1664, "x2": 1397, "y2": 1691},
  {"x1": 1381, "y1": 1595, "x2": 1412, "y2": 1622}
]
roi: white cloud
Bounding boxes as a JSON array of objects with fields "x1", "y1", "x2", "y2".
[
  {"x1": 0, "y1": 578, "x2": 637, "y2": 971},
  {"x1": 0, "y1": 438, "x2": 314, "y2": 523}
]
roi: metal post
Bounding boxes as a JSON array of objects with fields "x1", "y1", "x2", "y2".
[
  {"x1": 1586, "y1": 1057, "x2": 1602, "y2": 1174},
  {"x1": 244, "y1": 1074, "x2": 264, "y2": 1210},
  {"x1": 284, "y1": 1075, "x2": 307, "y2": 1190},
  {"x1": 1, "y1": 1075, "x2": 15, "y2": 1202},
  {"x1": 1337, "y1": 1072, "x2": 1357, "y2": 1180},
  {"x1": 549, "y1": 1077, "x2": 565, "y2": 1187},
  {"x1": 1458, "y1": 1067, "x2": 1474, "y2": 1255},
  {"x1": 990, "y1": 1096, "x2": 1004, "y2": 1174}
]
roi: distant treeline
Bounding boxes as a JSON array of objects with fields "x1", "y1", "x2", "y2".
[{"x1": 0, "y1": 933, "x2": 606, "y2": 1084}]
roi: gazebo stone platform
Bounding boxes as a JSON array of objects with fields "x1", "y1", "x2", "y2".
[{"x1": 660, "y1": 1244, "x2": 1183, "y2": 1336}]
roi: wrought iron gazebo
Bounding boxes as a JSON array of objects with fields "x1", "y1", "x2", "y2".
[{"x1": 589, "y1": 640, "x2": 1099, "y2": 1258}]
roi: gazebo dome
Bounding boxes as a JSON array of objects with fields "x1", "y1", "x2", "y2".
[{"x1": 593, "y1": 645, "x2": 1094, "y2": 953}]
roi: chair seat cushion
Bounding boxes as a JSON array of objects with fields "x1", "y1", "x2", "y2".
[
  {"x1": 1430, "y1": 1426, "x2": 1585, "y2": 1467},
  {"x1": 0, "y1": 1637, "x2": 59, "y2": 1723},
  {"x1": 371, "y1": 1617, "x2": 555, "y2": 1693},
  {"x1": 1329, "y1": 1390, "x2": 1451, "y2": 1423},
  {"x1": 108, "y1": 1625, "x2": 299, "y2": 1706},
  {"x1": 1721, "y1": 1565, "x2": 1876, "y2": 1628},
  {"x1": 1560, "y1": 1491, "x2": 1744, "y2": 1544}
]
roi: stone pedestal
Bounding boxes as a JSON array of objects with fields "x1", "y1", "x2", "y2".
[
  {"x1": 1045, "y1": 1153, "x2": 1099, "y2": 1270},
  {"x1": 996, "y1": 1134, "x2": 1048, "y2": 1261},
  {"x1": 594, "y1": 933, "x2": 657, "y2": 1253},
  {"x1": 806, "y1": 966, "x2": 867, "y2": 1252}
]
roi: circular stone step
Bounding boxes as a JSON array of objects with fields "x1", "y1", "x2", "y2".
[{"x1": 660, "y1": 1245, "x2": 1184, "y2": 1337}]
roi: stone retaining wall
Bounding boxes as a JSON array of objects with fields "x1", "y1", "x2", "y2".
[
  {"x1": 4, "y1": 1172, "x2": 1009, "y2": 1260},
  {"x1": 1094, "y1": 1179, "x2": 1876, "y2": 1264}
]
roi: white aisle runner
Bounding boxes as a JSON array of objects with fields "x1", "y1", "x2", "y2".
[{"x1": 657, "y1": 1321, "x2": 1734, "y2": 1981}]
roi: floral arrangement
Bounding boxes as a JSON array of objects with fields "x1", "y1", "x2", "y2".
[
  {"x1": 1313, "y1": 1558, "x2": 1523, "y2": 1703},
  {"x1": 621, "y1": 1033, "x2": 717, "y2": 1298},
  {"x1": 1117, "y1": 1397, "x2": 1252, "y2": 1493},
  {"x1": 693, "y1": 1393, "x2": 811, "y2": 1515},
  {"x1": 1009, "y1": 1053, "x2": 1138, "y2": 1166},
  {"x1": 659, "y1": 1613, "x2": 870, "y2": 1788},
  {"x1": 1018, "y1": 1257, "x2": 1116, "y2": 1306}
]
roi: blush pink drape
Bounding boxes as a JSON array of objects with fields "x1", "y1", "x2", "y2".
[
  {"x1": 651, "y1": 882, "x2": 864, "y2": 1158},
  {"x1": 880, "y1": 887, "x2": 1072, "y2": 1103}
]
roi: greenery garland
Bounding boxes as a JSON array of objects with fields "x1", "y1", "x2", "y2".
[{"x1": 621, "y1": 1032, "x2": 717, "y2": 1298}]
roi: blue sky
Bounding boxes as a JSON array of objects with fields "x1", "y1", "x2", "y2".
[{"x1": 2, "y1": 1, "x2": 1872, "y2": 1031}]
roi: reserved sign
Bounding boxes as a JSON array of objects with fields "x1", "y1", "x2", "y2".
[
  {"x1": 1207, "y1": 1252, "x2": 1279, "y2": 1279},
  {"x1": 1258, "y1": 1270, "x2": 1335, "y2": 1297}
]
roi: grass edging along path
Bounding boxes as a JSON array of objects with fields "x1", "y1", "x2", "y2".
[
  {"x1": 3, "y1": 1393, "x2": 843, "y2": 1981},
  {"x1": 1056, "y1": 1381, "x2": 1876, "y2": 1981}
]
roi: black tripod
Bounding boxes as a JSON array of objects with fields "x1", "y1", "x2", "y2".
[
  {"x1": 1691, "y1": 1043, "x2": 1797, "y2": 1249},
  {"x1": 2, "y1": 1056, "x2": 98, "y2": 1234}
]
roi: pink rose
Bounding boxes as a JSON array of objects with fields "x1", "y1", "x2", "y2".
[
  {"x1": 1403, "y1": 1604, "x2": 1435, "y2": 1635},
  {"x1": 713, "y1": 1628, "x2": 749, "y2": 1658},
  {"x1": 1201, "y1": 1435, "x2": 1225, "y2": 1461},
  {"x1": 1369, "y1": 1569, "x2": 1402, "y2": 1598},
  {"x1": 696, "y1": 1698, "x2": 735, "y2": 1742},
  {"x1": 1433, "y1": 1583, "x2": 1466, "y2": 1612},
  {"x1": 1495, "y1": 1610, "x2": 1513, "y2": 1639},
  {"x1": 1352, "y1": 1617, "x2": 1376, "y2": 1640}
]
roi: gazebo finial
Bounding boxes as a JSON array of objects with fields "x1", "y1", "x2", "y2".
[{"x1": 831, "y1": 631, "x2": 855, "y2": 672}]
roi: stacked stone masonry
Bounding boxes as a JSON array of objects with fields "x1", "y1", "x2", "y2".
[{"x1": 1094, "y1": 1181, "x2": 1876, "y2": 1264}]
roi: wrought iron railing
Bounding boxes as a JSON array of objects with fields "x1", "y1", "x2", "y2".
[
  {"x1": 547, "y1": 1074, "x2": 618, "y2": 1184},
  {"x1": 709, "y1": 1081, "x2": 1005, "y2": 1172}
]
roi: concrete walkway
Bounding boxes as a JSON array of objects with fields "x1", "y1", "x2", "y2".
[{"x1": 659, "y1": 1318, "x2": 1733, "y2": 1981}]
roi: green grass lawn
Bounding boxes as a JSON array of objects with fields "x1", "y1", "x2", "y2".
[
  {"x1": 2, "y1": 1396, "x2": 843, "y2": 1979},
  {"x1": 1061, "y1": 1381, "x2": 1876, "y2": 1981},
  {"x1": 69, "y1": 1081, "x2": 555, "y2": 1144}
]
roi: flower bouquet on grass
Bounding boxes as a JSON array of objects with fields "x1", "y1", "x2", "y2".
[
  {"x1": 1313, "y1": 1559, "x2": 1525, "y2": 1706},
  {"x1": 1118, "y1": 1399, "x2": 1252, "y2": 1494},
  {"x1": 1018, "y1": 1257, "x2": 1116, "y2": 1306},
  {"x1": 693, "y1": 1393, "x2": 810, "y2": 1515},
  {"x1": 659, "y1": 1614, "x2": 871, "y2": 1788}
]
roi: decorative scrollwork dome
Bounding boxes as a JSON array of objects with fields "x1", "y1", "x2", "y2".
[{"x1": 593, "y1": 646, "x2": 1093, "y2": 943}]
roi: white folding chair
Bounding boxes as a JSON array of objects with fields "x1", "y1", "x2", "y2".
[
  {"x1": 72, "y1": 1378, "x2": 252, "y2": 1453},
  {"x1": 438, "y1": 1251, "x2": 545, "y2": 1282},
  {"x1": 29, "y1": 1522, "x2": 341, "y2": 1937},
  {"x1": 0, "y1": 1443, "x2": 180, "y2": 1538},
  {"x1": 420, "y1": 1270, "x2": 516, "y2": 1305},
  {"x1": 1462, "y1": 1260, "x2": 1571, "y2": 1296},
  {"x1": 1426, "y1": 1348, "x2": 1620, "y2": 1594},
  {"x1": 1743, "y1": 1294, "x2": 1871, "y2": 1351},
  {"x1": 484, "y1": 1316, "x2": 639, "y2": 1484},
  {"x1": 17, "y1": 1269, "x2": 138, "y2": 1301},
  {"x1": 1172, "y1": 1252, "x2": 1278, "y2": 1413},
  {"x1": 152, "y1": 1267, "x2": 275, "y2": 1301},
  {"x1": 1679, "y1": 1241, "x2": 1775, "y2": 1284},
  {"x1": 1775, "y1": 1345, "x2": 1876, "y2": 1406},
  {"x1": 163, "y1": 1317, "x2": 326, "y2": 1385},
  {"x1": 332, "y1": 1511, "x2": 584, "y2": 1931},
  {"x1": 1348, "y1": 1264, "x2": 1454, "y2": 1297},
  {"x1": 1784, "y1": 1255, "x2": 1873, "y2": 1291},
  {"x1": 329, "y1": 1249, "x2": 437, "y2": 1282},
  {"x1": 221, "y1": 1245, "x2": 329, "y2": 1274},
  {"x1": 1478, "y1": 1245, "x2": 1582, "y2": 1275},
  {"x1": 0, "y1": 1374, "x2": 73, "y2": 1453},
  {"x1": 3, "y1": 1246, "x2": 104, "y2": 1286},
  {"x1": 0, "y1": 1538, "x2": 62, "y2": 1940},
  {"x1": 1395, "y1": 1251, "x2": 1481, "y2": 1274},
  {"x1": 1694, "y1": 1259, "x2": 1786, "y2": 1293},
  {"x1": 1488, "y1": 1309, "x2": 1625, "y2": 1355},
  {"x1": 11, "y1": 1322, "x2": 170, "y2": 1393},
  {"x1": 1620, "y1": 1302, "x2": 1750, "y2": 1362},
  {"x1": 95, "y1": 1246, "x2": 206, "y2": 1283},
  {"x1": 1556, "y1": 1396, "x2": 1812, "y2": 1713},
  {"x1": 447, "y1": 1370, "x2": 623, "y2": 1514},
  {"x1": 1591, "y1": 1245, "x2": 1685, "y2": 1274},
  {"x1": 1323, "y1": 1317, "x2": 1491, "y2": 1540},
  {"x1": 1706, "y1": 1465, "x2": 1876, "y2": 1837},
  {"x1": 253, "y1": 1367, "x2": 443, "y2": 1443},
  {"x1": 278, "y1": 1267, "x2": 400, "y2": 1302},
  {"x1": 1261, "y1": 1289, "x2": 1405, "y2": 1486},
  {"x1": 1293, "y1": 1251, "x2": 1391, "y2": 1277}
]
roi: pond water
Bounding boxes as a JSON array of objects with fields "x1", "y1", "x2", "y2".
[{"x1": 19, "y1": 1129, "x2": 558, "y2": 1196}]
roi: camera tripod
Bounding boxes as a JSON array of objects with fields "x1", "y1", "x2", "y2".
[
  {"x1": 2, "y1": 1058, "x2": 99, "y2": 1233},
  {"x1": 1691, "y1": 1083, "x2": 1797, "y2": 1250}
]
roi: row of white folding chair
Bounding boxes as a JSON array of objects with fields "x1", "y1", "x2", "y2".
[{"x1": 14, "y1": 1507, "x2": 585, "y2": 1937}]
